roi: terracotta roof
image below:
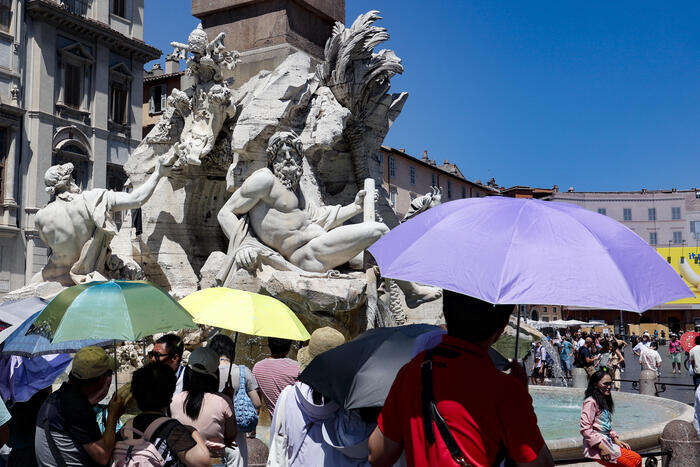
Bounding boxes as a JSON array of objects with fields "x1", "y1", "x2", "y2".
[
  {"x1": 27, "y1": 0, "x2": 161, "y2": 62},
  {"x1": 144, "y1": 71, "x2": 185, "y2": 83}
]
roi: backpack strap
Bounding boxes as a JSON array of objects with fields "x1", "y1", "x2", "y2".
[
  {"x1": 143, "y1": 417, "x2": 173, "y2": 442},
  {"x1": 223, "y1": 361, "x2": 234, "y2": 395},
  {"x1": 238, "y1": 365, "x2": 246, "y2": 392},
  {"x1": 119, "y1": 419, "x2": 145, "y2": 440},
  {"x1": 421, "y1": 350, "x2": 472, "y2": 466}
]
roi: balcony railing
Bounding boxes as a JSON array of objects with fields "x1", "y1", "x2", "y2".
[{"x1": 60, "y1": 0, "x2": 89, "y2": 16}]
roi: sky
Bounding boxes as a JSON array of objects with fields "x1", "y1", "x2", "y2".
[{"x1": 143, "y1": 1, "x2": 700, "y2": 192}]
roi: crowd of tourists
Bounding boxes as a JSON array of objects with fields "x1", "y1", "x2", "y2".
[{"x1": 0, "y1": 298, "x2": 698, "y2": 466}]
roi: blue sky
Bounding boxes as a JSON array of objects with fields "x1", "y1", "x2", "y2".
[{"x1": 144, "y1": 1, "x2": 700, "y2": 191}]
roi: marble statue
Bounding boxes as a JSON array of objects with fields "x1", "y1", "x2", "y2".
[
  {"x1": 217, "y1": 131, "x2": 388, "y2": 281},
  {"x1": 32, "y1": 154, "x2": 175, "y2": 286}
]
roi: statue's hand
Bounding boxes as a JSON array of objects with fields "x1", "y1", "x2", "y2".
[
  {"x1": 234, "y1": 247, "x2": 260, "y2": 271},
  {"x1": 156, "y1": 153, "x2": 177, "y2": 177},
  {"x1": 354, "y1": 190, "x2": 367, "y2": 207}
]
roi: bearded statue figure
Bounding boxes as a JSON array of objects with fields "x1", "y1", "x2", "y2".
[
  {"x1": 216, "y1": 132, "x2": 389, "y2": 283},
  {"x1": 33, "y1": 154, "x2": 175, "y2": 286}
]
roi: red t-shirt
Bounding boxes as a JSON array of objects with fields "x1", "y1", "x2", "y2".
[{"x1": 378, "y1": 335, "x2": 545, "y2": 467}]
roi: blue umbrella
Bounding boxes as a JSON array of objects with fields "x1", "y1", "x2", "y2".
[{"x1": 1, "y1": 311, "x2": 114, "y2": 357}]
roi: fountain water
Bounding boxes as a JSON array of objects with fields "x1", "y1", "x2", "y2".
[{"x1": 540, "y1": 340, "x2": 568, "y2": 387}]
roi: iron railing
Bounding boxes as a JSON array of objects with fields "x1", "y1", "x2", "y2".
[
  {"x1": 554, "y1": 449, "x2": 670, "y2": 465},
  {"x1": 60, "y1": 0, "x2": 90, "y2": 16}
]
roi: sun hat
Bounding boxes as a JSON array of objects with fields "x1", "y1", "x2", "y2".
[
  {"x1": 187, "y1": 346, "x2": 219, "y2": 377},
  {"x1": 70, "y1": 346, "x2": 116, "y2": 380},
  {"x1": 297, "y1": 327, "x2": 345, "y2": 370}
]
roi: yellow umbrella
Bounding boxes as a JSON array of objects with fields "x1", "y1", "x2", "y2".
[{"x1": 179, "y1": 287, "x2": 310, "y2": 341}]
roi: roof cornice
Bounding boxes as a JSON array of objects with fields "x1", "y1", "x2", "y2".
[{"x1": 26, "y1": 0, "x2": 161, "y2": 62}]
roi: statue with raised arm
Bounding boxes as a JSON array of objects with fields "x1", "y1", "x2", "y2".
[
  {"x1": 217, "y1": 132, "x2": 388, "y2": 281},
  {"x1": 33, "y1": 154, "x2": 175, "y2": 286}
]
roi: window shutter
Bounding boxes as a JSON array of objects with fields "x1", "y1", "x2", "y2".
[
  {"x1": 148, "y1": 86, "x2": 155, "y2": 113},
  {"x1": 160, "y1": 86, "x2": 166, "y2": 111},
  {"x1": 691, "y1": 222, "x2": 695, "y2": 233}
]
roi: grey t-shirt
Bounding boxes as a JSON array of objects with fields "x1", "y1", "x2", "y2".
[{"x1": 218, "y1": 362, "x2": 259, "y2": 397}]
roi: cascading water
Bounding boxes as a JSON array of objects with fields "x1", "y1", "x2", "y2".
[{"x1": 540, "y1": 340, "x2": 568, "y2": 387}]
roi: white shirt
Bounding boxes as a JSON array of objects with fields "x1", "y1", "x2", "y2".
[
  {"x1": 633, "y1": 341, "x2": 651, "y2": 354},
  {"x1": 534, "y1": 345, "x2": 547, "y2": 368},
  {"x1": 689, "y1": 345, "x2": 700, "y2": 373},
  {"x1": 639, "y1": 347, "x2": 662, "y2": 371},
  {"x1": 694, "y1": 385, "x2": 700, "y2": 435},
  {"x1": 174, "y1": 365, "x2": 185, "y2": 394},
  {"x1": 576, "y1": 338, "x2": 585, "y2": 350}
]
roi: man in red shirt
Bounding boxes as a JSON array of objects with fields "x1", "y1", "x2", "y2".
[{"x1": 369, "y1": 291, "x2": 553, "y2": 467}]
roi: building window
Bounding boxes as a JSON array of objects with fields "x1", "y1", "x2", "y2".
[
  {"x1": 112, "y1": 0, "x2": 126, "y2": 18},
  {"x1": 461, "y1": 186, "x2": 466, "y2": 198},
  {"x1": 409, "y1": 166, "x2": 415, "y2": 185},
  {"x1": 623, "y1": 208, "x2": 632, "y2": 221},
  {"x1": 109, "y1": 62, "x2": 132, "y2": 129},
  {"x1": 110, "y1": 85, "x2": 128, "y2": 124},
  {"x1": 447, "y1": 180, "x2": 452, "y2": 199},
  {"x1": 648, "y1": 208, "x2": 656, "y2": 221},
  {"x1": 672, "y1": 207, "x2": 681, "y2": 220},
  {"x1": 64, "y1": 63, "x2": 83, "y2": 109},
  {"x1": 673, "y1": 231, "x2": 683, "y2": 244},
  {"x1": 543, "y1": 306, "x2": 547, "y2": 312},
  {"x1": 389, "y1": 186, "x2": 397, "y2": 206},
  {"x1": 0, "y1": 127, "x2": 6, "y2": 203},
  {"x1": 57, "y1": 43, "x2": 94, "y2": 113},
  {"x1": 690, "y1": 221, "x2": 700, "y2": 239},
  {"x1": 149, "y1": 85, "x2": 165, "y2": 114},
  {"x1": 63, "y1": 0, "x2": 89, "y2": 16},
  {"x1": 597, "y1": 208, "x2": 606, "y2": 216},
  {"x1": 649, "y1": 232, "x2": 657, "y2": 245},
  {"x1": 431, "y1": 173, "x2": 436, "y2": 187},
  {"x1": 389, "y1": 156, "x2": 395, "y2": 177},
  {"x1": 0, "y1": 0, "x2": 12, "y2": 33}
]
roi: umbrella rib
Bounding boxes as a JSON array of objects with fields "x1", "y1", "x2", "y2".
[
  {"x1": 494, "y1": 202, "x2": 528, "y2": 303},
  {"x1": 569, "y1": 219, "x2": 641, "y2": 312}
]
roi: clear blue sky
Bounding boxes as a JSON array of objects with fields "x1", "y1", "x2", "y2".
[{"x1": 144, "y1": 1, "x2": 700, "y2": 191}]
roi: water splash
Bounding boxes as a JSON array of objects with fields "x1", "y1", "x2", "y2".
[{"x1": 540, "y1": 340, "x2": 568, "y2": 387}]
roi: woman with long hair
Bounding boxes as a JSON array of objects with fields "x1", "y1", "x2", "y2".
[
  {"x1": 208, "y1": 334, "x2": 262, "y2": 467},
  {"x1": 608, "y1": 340, "x2": 624, "y2": 391},
  {"x1": 580, "y1": 369, "x2": 641, "y2": 466},
  {"x1": 170, "y1": 347, "x2": 239, "y2": 466}
]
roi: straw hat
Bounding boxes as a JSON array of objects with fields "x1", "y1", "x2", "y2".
[{"x1": 297, "y1": 327, "x2": 345, "y2": 370}]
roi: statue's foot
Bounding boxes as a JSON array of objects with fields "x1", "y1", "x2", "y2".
[
  {"x1": 395, "y1": 279, "x2": 442, "y2": 309},
  {"x1": 186, "y1": 154, "x2": 202, "y2": 166}
]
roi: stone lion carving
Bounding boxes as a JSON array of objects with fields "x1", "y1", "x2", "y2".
[
  {"x1": 33, "y1": 154, "x2": 175, "y2": 286},
  {"x1": 216, "y1": 131, "x2": 388, "y2": 283}
]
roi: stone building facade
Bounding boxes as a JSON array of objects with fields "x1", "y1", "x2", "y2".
[
  {"x1": 0, "y1": 0, "x2": 159, "y2": 293},
  {"x1": 379, "y1": 146, "x2": 496, "y2": 219}
]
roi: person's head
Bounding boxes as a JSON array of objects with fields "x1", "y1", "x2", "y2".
[
  {"x1": 297, "y1": 327, "x2": 345, "y2": 370},
  {"x1": 610, "y1": 339, "x2": 618, "y2": 351},
  {"x1": 670, "y1": 334, "x2": 676, "y2": 341},
  {"x1": 268, "y1": 337, "x2": 293, "y2": 358},
  {"x1": 585, "y1": 337, "x2": 593, "y2": 347},
  {"x1": 131, "y1": 363, "x2": 177, "y2": 412},
  {"x1": 585, "y1": 369, "x2": 614, "y2": 413},
  {"x1": 208, "y1": 333, "x2": 236, "y2": 361},
  {"x1": 642, "y1": 333, "x2": 649, "y2": 342},
  {"x1": 44, "y1": 163, "x2": 81, "y2": 196},
  {"x1": 599, "y1": 340, "x2": 609, "y2": 353},
  {"x1": 442, "y1": 290, "x2": 513, "y2": 345},
  {"x1": 183, "y1": 347, "x2": 220, "y2": 420},
  {"x1": 650, "y1": 341, "x2": 658, "y2": 350},
  {"x1": 267, "y1": 131, "x2": 303, "y2": 190},
  {"x1": 68, "y1": 346, "x2": 116, "y2": 404},
  {"x1": 150, "y1": 334, "x2": 184, "y2": 371}
]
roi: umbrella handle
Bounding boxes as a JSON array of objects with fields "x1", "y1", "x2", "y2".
[
  {"x1": 233, "y1": 332, "x2": 238, "y2": 362},
  {"x1": 514, "y1": 307, "x2": 521, "y2": 362}
]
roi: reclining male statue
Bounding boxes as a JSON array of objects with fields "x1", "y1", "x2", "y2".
[
  {"x1": 217, "y1": 132, "x2": 389, "y2": 278},
  {"x1": 33, "y1": 154, "x2": 175, "y2": 285}
]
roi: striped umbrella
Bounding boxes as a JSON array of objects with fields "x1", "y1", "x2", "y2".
[{"x1": 28, "y1": 280, "x2": 197, "y2": 343}]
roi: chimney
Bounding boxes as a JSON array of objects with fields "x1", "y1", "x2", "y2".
[
  {"x1": 399, "y1": 148, "x2": 406, "y2": 153},
  {"x1": 422, "y1": 150, "x2": 429, "y2": 161},
  {"x1": 552, "y1": 184, "x2": 559, "y2": 192},
  {"x1": 567, "y1": 186, "x2": 575, "y2": 192},
  {"x1": 149, "y1": 63, "x2": 163, "y2": 76},
  {"x1": 641, "y1": 188, "x2": 647, "y2": 194},
  {"x1": 165, "y1": 53, "x2": 180, "y2": 74}
]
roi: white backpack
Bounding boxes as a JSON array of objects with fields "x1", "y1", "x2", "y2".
[{"x1": 111, "y1": 417, "x2": 172, "y2": 467}]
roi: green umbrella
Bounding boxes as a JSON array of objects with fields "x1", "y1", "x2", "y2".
[{"x1": 28, "y1": 280, "x2": 197, "y2": 343}]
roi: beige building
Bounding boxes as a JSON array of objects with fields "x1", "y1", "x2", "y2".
[
  {"x1": 379, "y1": 146, "x2": 496, "y2": 218},
  {"x1": 0, "y1": 0, "x2": 159, "y2": 293},
  {"x1": 142, "y1": 55, "x2": 183, "y2": 137}
]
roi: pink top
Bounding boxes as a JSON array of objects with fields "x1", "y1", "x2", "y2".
[
  {"x1": 580, "y1": 397, "x2": 619, "y2": 461},
  {"x1": 253, "y1": 357, "x2": 299, "y2": 417},
  {"x1": 669, "y1": 340, "x2": 682, "y2": 354},
  {"x1": 170, "y1": 392, "x2": 236, "y2": 455}
]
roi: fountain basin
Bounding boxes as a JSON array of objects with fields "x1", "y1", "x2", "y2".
[{"x1": 530, "y1": 386, "x2": 694, "y2": 460}]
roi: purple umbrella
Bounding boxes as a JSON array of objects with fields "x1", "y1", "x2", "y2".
[{"x1": 369, "y1": 198, "x2": 692, "y2": 354}]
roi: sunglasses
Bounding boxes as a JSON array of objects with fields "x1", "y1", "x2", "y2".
[{"x1": 148, "y1": 351, "x2": 171, "y2": 360}]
